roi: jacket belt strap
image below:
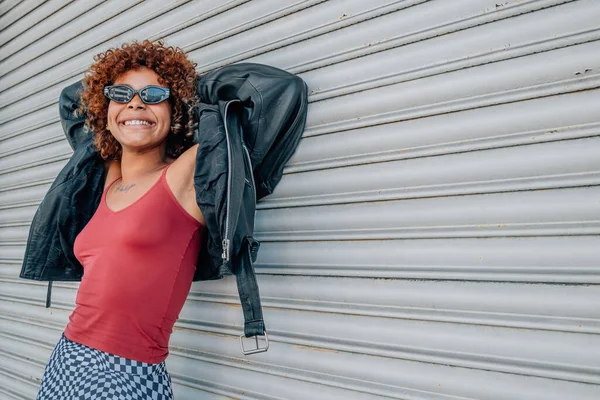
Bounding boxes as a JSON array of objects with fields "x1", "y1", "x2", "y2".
[
  {"x1": 46, "y1": 281, "x2": 52, "y2": 308},
  {"x1": 235, "y1": 237, "x2": 265, "y2": 338}
]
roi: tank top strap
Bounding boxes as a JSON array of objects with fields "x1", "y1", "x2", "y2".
[{"x1": 161, "y1": 162, "x2": 172, "y2": 178}]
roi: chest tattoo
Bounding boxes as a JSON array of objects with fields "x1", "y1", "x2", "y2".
[{"x1": 115, "y1": 183, "x2": 136, "y2": 192}]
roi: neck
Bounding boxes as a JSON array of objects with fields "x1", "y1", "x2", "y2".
[{"x1": 119, "y1": 149, "x2": 169, "y2": 182}]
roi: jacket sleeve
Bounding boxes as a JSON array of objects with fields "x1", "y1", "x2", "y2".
[
  {"x1": 197, "y1": 63, "x2": 309, "y2": 199},
  {"x1": 59, "y1": 81, "x2": 89, "y2": 151}
]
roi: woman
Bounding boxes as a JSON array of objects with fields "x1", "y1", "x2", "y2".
[{"x1": 36, "y1": 40, "x2": 204, "y2": 400}]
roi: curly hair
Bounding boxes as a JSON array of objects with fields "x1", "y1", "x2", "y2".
[{"x1": 80, "y1": 40, "x2": 198, "y2": 160}]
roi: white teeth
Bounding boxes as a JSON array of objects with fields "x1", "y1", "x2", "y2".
[{"x1": 123, "y1": 120, "x2": 153, "y2": 126}]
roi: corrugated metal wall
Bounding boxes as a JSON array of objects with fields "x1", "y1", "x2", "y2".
[{"x1": 1, "y1": 0, "x2": 599, "y2": 398}]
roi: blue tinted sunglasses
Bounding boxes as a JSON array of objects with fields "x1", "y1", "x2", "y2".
[{"x1": 103, "y1": 84, "x2": 170, "y2": 105}]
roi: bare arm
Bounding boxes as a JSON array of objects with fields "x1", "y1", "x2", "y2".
[{"x1": 165, "y1": 144, "x2": 205, "y2": 225}]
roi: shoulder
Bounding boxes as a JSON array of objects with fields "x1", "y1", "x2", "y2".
[
  {"x1": 167, "y1": 144, "x2": 198, "y2": 189},
  {"x1": 104, "y1": 159, "x2": 121, "y2": 191}
]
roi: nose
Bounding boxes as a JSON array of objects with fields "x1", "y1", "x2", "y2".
[{"x1": 127, "y1": 93, "x2": 146, "y2": 109}]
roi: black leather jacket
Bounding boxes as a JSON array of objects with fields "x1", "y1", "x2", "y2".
[{"x1": 19, "y1": 63, "x2": 308, "y2": 347}]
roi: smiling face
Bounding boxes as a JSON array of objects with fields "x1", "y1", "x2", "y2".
[{"x1": 106, "y1": 67, "x2": 172, "y2": 155}]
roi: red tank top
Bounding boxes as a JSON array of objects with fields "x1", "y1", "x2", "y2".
[{"x1": 64, "y1": 163, "x2": 205, "y2": 363}]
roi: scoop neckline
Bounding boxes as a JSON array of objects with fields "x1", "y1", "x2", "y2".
[{"x1": 104, "y1": 165, "x2": 169, "y2": 214}]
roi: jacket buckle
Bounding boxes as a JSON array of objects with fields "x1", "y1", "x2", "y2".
[{"x1": 239, "y1": 331, "x2": 269, "y2": 355}]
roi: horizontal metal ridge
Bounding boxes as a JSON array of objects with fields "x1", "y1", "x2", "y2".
[
  {"x1": 0, "y1": 1, "x2": 40, "y2": 31},
  {"x1": 2, "y1": 297, "x2": 598, "y2": 395},
  {"x1": 0, "y1": 0, "x2": 315, "y2": 97},
  {"x1": 1, "y1": 0, "x2": 204, "y2": 84},
  {"x1": 190, "y1": 292, "x2": 600, "y2": 335},
  {"x1": 168, "y1": 347, "x2": 460, "y2": 400},
  {"x1": 4, "y1": 126, "x2": 600, "y2": 202},
  {"x1": 0, "y1": 1, "x2": 97, "y2": 59},
  {"x1": 0, "y1": 0, "x2": 245, "y2": 110},
  {"x1": 0, "y1": 366, "x2": 37, "y2": 398},
  {"x1": 0, "y1": 387, "x2": 26, "y2": 400},
  {"x1": 0, "y1": 2, "x2": 21, "y2": 20},
  {"x1": 256, "y1": 222, "x2": 600, "y2": 241},
  {"x1": 0, "y1": 0, "x2": 146, "y2": 80},
  {"x1": 0, "y1": 136, "x2": 63, "y2": 159},
  {"x1": 255, "y1": 263, "x2": 600, "y2": 285},
  {"x1": 0, "y1": 1, "x2": 584, "y2": 117},
  {"x1": 3, "y1": 281, "x2": 595, "y2": 335},
  {"x1": 4, "y1": 39, "x2": 596, "y2": 134},
  {"x1": 0, "y1": 203, "x2": 38, "y2": 212},
  {"x1": 169, "y1": 374, "x2": 283, "y2": 400},
  {"x1": 262, "y1": 172, "x2": 600, "y2": 208},
  {"x1": 0, "y1": 111, "x2": 57, "y2": 142},
  {"x1": 0, "y1": 98, "x2": 57, "y2": 130},
  {"x1": 183, "y1": 0, "x2": 329, "y2": 54},
  {"x1": 0, "y1": 294, "x2": 49, "y2": 309},
  {"x1": 0, "y1": 153, "x2": 69, "y2": 177},
  {"x1": 148, "y1": 0, "x2": 251, "y2": 44},
  {"x1": 6, "y1": 100, "x2": 599, "y2": 170},
  {"x1": 308, "y1": 28, "x2": 600, "y2": 102},
  {"x1": 0, "y1": 178, "x2": 53, "y2": 194},
  {"x1": 174, "y1": 318, "x2": 600, "y2": 385},
  {"x1": 285, "y1": 0, "x2": 572, "y2": 74},
  {"x1": 194, "y1": 0, "x2": 426, "y2": 74},
  {"x1": 5, "y1": 141, "x2": 600, "y2": 207},
  {"x1": 284, "y1": 123, "x2": 600, "y2": 174},
  {"x1": 0, "y1": 330, "x2": 54, "y2": 354},
  {"x1": 0, "y1": 317, "x2": 448, "y2": 400},
  {"x1": 304, "y1": 71, "x2": 600, "y2": 137}
]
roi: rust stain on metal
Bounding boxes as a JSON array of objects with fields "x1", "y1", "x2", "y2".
[
  {"x1": 201, "y1": 330, "x2": 234, "y2": 339},
  {"x1": 295, "y1": 344, "x2": 339, "y2": 354}
]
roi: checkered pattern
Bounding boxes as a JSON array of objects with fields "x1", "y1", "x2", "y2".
[{"x1": 36, "y1": 333, "x2": 173, "y2": 399}]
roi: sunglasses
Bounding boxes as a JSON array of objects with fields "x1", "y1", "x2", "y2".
[{"x1": 103, "y1": 84, "x2": 170, "y2": 105}]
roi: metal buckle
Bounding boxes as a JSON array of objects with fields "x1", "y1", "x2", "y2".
[{"x1": 239, "y1": 331, "x2": 269, "y2": 355}]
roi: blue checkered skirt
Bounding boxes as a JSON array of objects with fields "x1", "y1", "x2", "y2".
[{"x1": 36, "y1": 333, "x2": 173, "y2": 399}]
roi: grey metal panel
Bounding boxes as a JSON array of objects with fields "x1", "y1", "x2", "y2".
[
  {"x1": 0, "y1": 0, "x2": 74, "y2": 50},
  {"x1": 284, "y1": 89, "x2": 600, "y2": 172},
  {"x1": 0, "y1": 124, "x2": 64, "y2": 161},
  {"x1": 270, "y1": 137, "x2": 600, "y2": 206},
  {"x1": 303, "y1": 41, "x2": 600, "y2": 136},
  {"x1": 251, "y1": 0, "x2": 577, "y2": 72},
  {"x1": 0, "y1": 162, "x2": 65, "y2": 192},
  {"x1": 1, "y1": 280, "x2": 599, "y2": 399},
  {"x1": 188, "y1": 0, "x2": 426, "y2": 73},
  {"x1": 1, "y1": 0, "x2": 600, "y2": 399},
  {"x1": 0, "y1": 0, "x2": 42, "y2": 31},
  {"x1": 0, "y1": 0, "x2": 21, "y2": 18},
  {"x1": 255, "y1": 237, "x2": 600, "y2": 284},
  {"x1": 255, "y1": 187, "x2": 600, "y2": 239},
  {"x1": 0, "y1": 0, "x2": 314, "y2": 99},
  {"x1": 0, "y1": 182, "x2": 51, "y2": 206},
  {"x1": 299, "y1": 1, "x2": 600, "y2": 100}
]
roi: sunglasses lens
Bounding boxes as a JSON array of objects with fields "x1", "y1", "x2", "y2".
[
  {"x1": 108, "y1": 86, "x2": 134, "y2": 103},
  {"x1": 141, "y1": 87, "x2": 168, "y2": 104}
]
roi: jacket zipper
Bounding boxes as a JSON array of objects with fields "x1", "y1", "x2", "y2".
[
  {"x1": 243, "y1": 143, "x2": 256, "y2": 202},
  {"x1": 221, "y1": 100, "x2": 235, "y2": 263}
]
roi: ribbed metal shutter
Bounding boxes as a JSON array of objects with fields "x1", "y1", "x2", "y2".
[{"x1": 1, "y1": 0, "x2": 599, "y2": 398}]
